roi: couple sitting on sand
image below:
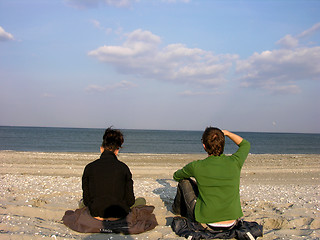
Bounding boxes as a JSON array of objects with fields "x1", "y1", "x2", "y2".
[{"x1": 80, "y1": 126, "x2": 251, "y2": 233}]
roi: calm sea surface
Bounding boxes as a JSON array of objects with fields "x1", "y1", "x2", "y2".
[{"x1": 0, "y1": 126, "x2": 319, "y2": 154}]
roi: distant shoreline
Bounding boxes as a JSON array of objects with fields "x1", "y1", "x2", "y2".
[{"x1": 1, "y1": 125, "x2": 319, "y2": 134}]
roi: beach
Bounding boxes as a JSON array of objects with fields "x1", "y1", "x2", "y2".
[{"x1": 0, "y1": 151, "x2": 319, "y2": 240}]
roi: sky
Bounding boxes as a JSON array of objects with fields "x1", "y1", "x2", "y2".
[{"x1": 0, "y1": 0, "x2": 319, "y2": 133}]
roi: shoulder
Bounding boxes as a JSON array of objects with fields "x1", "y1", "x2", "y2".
[
  {"x1": 183, "y1": 158, "x2": 207, "y2": 170},
  {"x1": 117, "y1": 159, "x2": 132, "y2": 172},
  {"x1": 85, "y1": 158, "x2": 100, "y2": 167},
  {"x1": 239, "y1": 139, "x2": 250, "y2": 148},
  {"x1": 118, "y1": 159, "x2": 129, "y2": 167},
  {"x1": 84, "y1": 158, "x2": 99, "y2": 170}
]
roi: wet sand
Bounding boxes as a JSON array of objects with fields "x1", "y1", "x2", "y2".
[{"x1": 0, "y1": 151, "x2": 319, "y2": 239}]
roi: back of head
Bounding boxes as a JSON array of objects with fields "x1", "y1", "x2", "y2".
[
  {"x1": 202, "y1": 127, "x2": 225, "y2": 156},
  {"x1": 101, "y1": 127, "x2": 124, "y2": 152}
]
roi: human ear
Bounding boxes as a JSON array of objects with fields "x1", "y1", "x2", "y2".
[
  {"x1": 114, "y1": 149, "x2": 119, "y2": 156},
  {"x1": 100, "y1": 146, "x2": 104, "y2": 153}
]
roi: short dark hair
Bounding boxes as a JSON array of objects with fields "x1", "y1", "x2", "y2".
[
  {"x1": 202, "y1": 127, "x2": 225, "y2": 156},
  {"x1": 101, "y1": 127, "x2": 124, "y2": 152}
]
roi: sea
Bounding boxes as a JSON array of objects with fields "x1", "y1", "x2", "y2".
[{"x1": 0, "y1": 126, "x2": 319, "y2": 154}]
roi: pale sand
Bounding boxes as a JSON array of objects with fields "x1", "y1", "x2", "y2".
[{"x1": 0, "y1": 151, "x2": 319, "y2": 240}]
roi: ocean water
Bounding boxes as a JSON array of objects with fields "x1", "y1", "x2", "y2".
[{"x1": 0, "y1": 126, "x2": 319, "y2": 154}]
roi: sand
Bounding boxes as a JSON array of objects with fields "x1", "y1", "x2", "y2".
[{"x1": 0, "y1": 151, "x2": 319, "y2": 240}]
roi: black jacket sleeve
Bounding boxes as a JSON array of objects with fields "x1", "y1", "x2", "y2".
[
  {"x1": 82, "y1": 166, "x2": 90, "y2": 206},
  {"x1": 125, "y1": 168, "x2": 135, "y2": 207}
]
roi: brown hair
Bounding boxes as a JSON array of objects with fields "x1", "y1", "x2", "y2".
[
  {"x1": 101, "y1": 127, "x2": 124, "y2": 152},
  {"x1": 202, "y1": 127, "x2": 225, "y2": 156}
]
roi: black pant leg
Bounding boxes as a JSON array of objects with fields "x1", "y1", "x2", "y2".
[{"x1": 172, "y1": 178, "x2": 198, "y2": 221}]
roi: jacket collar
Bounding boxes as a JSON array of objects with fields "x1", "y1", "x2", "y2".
[{"x1": 100, "y1": 150, "x2": 117, "y2": 159}]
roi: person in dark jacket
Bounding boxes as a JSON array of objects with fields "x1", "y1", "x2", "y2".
[{"x1": 82, "y1": 127, "x2": 145, "y2": 220}]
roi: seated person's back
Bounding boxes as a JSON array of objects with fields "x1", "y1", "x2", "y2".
[{"x1": 82, "y1": 127, "x2": 135, "y2": 220}]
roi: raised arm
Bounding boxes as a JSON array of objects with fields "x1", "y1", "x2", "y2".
[{"x1": 222, "y1": 130, "x2": 243, "y2": 145}]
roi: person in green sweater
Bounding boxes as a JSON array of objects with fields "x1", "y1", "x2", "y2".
[{"x1": 172, "y1": 127, "x2": 251, "y2": 231}]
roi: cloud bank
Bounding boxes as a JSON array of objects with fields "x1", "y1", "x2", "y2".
[
  {"x1": 236, "y1": 47, "x2": 320, "y2": 94},
  {"x1": 237, "y1": 23, "x2": 320, "y2": 94},
  {"x1": 88, "y1": 23, "x2": 320, "y2": 94},
  {"x1": 88, "y1": 29, "x2": 238, "y2": 87}
]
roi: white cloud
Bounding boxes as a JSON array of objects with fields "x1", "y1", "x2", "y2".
[
  {"x1": 276, "y1": 34, "x2": 299, "y2": 49},
  {"x1": 105, "y1": 0, "x2": 135, "y2": 7},
  {"x1": 297, "y1": 22, "x2": 320, "y2": 39},
  {"x1": 88, "y1": 29, "x2": 237, "y2": 87},
  {"x1": 277, "y1": 22, "x2": 320, "y2": 49},
  {"x1": 238, "y1": 23, "x2": 320, "y2": 94},
  {"x1": 236, "y1": 47, "x2": 320, "y2": 93},
  {"x1": 263, "y1": 84, "x2": 301, "y2": 95},
  {"x1": 0, "y1": 26, "x2": 14, "y2": 41},
  {"x1": 65, "y1": 0, "x2": 190, "y2": 9},
  {"x1": 86, "y1": 80, "x2": 137, "y2": 93},
  {"x1": 161, "y1": 0, "x2": 190, "y2": 3},
  {"x1": 41, "y1": 93, "x2": 55, "y2": 98},
  {"x1": 89, "y1": 19, "x2": 118, "y2": 35},
  {"x1": 90, "y1": 19, "x2": 102, "y2": 29},
  {"x1": 179, "y1": 90, "x2": 223, "y2": 97},
  {"x1": 65, "y1": 0, "x2": 137, "y2": 9},
  {"x1": 88, "y1": 24, "x2": 319, "y2": 95}
]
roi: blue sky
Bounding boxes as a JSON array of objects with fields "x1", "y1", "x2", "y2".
[{"x1": 0, "y1": 0, "x2": 319, "y2": 133}]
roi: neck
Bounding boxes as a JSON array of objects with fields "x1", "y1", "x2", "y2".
[{"x1": 100, "y1": 147, "x2": 119, "y2": 156}]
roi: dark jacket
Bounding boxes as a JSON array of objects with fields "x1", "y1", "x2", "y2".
[
  {"x1": 82, "y1": 150, "x2": 135, "y2": 218},
  {"x1": 171, "y1": 216, "x2": 263, "y2": 240}
]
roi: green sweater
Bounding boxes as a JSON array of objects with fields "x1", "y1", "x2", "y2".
[{"x1": 173, "y1": 139, "x2": 250, "y2": 223}]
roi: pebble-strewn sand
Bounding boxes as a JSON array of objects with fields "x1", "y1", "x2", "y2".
[{"x1": 0, "y1": 151, "x2": 319, "y2": 239}]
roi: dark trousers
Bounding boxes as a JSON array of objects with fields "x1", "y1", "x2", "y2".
[{"x1": 172, "y1": 178, "x2": 199, "y2": 222}]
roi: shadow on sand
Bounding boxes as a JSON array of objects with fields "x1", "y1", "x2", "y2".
[{"x1": 153, "y1": 178, "x2": 178, "y2": 226}]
